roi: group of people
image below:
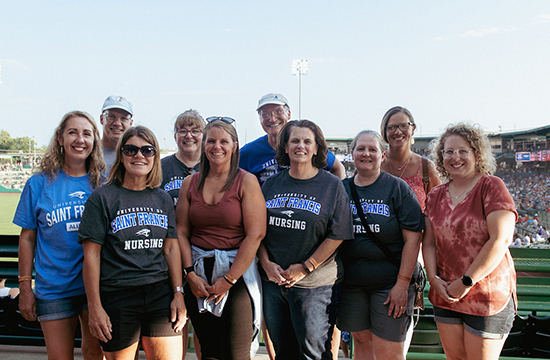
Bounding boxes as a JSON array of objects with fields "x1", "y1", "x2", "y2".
[
  {"x1": 503, "y1": 172, "x2": 550, "y2": 211},
  {"x1": 12, "y1": 93, "x2": 518, "y2": 360}
]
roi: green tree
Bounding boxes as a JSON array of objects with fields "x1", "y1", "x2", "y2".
[{"x1": 0, "y1": 130, "x2": 38, "y2": 151}]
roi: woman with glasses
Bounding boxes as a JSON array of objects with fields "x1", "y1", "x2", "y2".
[
  {"x1": 259, "y1": 120, "x2": 353, "y2": 359},
  {"x1": 423, "y1": 123, "x2": 517, "y2": 360},
  {"x1": 161, "y1": 109, "x2": 205, "y2": 359},
  {"x1": 79, "y1": 126, "x2": 186, "y2": 360},
  {"x1": 337, "y1": 130, "x2": 424, "y2": 360},
  {"x1": 380, "y1": 106, "x2": 440, "y2": 210},
  {"x1": 176, "y1": 117, "x2": 266, "y2": 359},
  {"x1": 14, "y1": 111, "x2": 105, "y2": 360}
]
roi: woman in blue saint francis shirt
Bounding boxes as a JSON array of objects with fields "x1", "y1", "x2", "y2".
[{"x1": 13, "y1": 111, "x2": 106, "y2": 360}]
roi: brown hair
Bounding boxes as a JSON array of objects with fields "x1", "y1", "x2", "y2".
[
  {"x1": 108, "y1": 126, "x2": 162, "y2": 189},
  {"x1": 275, "y1": 120, "x2": 328, "y2": 169},
  {"x1": 197, "y1": 120, "x2": 240, "y2": 191},
  {"x1": 380, "y1": 106, "x2": 416, "y2": 144}
]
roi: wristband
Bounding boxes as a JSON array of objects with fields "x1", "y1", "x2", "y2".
[
  {"x1": 308, "y1": 257, "x2": 319, "y2": 269},
  {"x1": 183, "y1": 266, "x2": 195, "y2": 278},
  {"x1": 302, "y1": 262, "x2": 311, "y2": 274},
  {"x1": 224, "y1": 273, "x2": 237, "y2": 285},
  {"x1": 174, "y1": 286, "x2": 184, "y2": 294},
  {"x1": 397, "y1": 274, "x2": 412, "y2": 283},
  {"x1": 18, "y1": 276, "x2": 32, "y2": 282}
]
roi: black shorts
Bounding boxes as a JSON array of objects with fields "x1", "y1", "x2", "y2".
[
  {"x1": 433, "y1": 296, "x2": 515, "y2": 340},
  {"x1": 100, "y1": 279, "x2": 181, "y2": 352}
]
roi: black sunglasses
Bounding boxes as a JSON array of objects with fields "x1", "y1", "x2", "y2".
[
  {"x1": 206, "y1": 116, "x2": 236, "y2": 124},
  {"x1": 121, "y1": 144, "x2": 156, "y2": 157}
]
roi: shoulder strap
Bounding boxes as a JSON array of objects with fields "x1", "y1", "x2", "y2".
[
  {"x1": 421, "y1": 157, "x2": 430, "y2": 195},
  {"x1": 349, "y1": 177, "x2": 401, "y2": 268}
]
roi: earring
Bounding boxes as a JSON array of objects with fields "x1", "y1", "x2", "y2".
[
  {"x1": 410, "y1": 138, "x2": 415, "y2": 145},
  {"x1": 60, "y1": 146, "x2": 64, "y2": 154}
]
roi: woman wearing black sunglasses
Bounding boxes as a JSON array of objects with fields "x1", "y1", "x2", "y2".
[
  {"x1": 176, "y1": 117, "x2": 266, "y2": 359},
  {"x1": 79, "y1": 126, "x2": 187, "y2": 360}
]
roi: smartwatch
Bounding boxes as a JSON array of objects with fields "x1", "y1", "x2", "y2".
[
  {"x1": 183, "y1": 266, "x2": 195, "y2": 278},
  {"x1": 461, "y1": 274, "x2": 474, "y2": 287}
]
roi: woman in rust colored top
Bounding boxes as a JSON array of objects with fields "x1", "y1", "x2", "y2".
[
  {"x1": 423, "y1": 123, "x2": 517, "y2": 360},
  {"x1": 176, "y1": 117, "x2": 266, "y2": 360}
]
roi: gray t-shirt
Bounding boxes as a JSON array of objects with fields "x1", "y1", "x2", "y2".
[
  {"x1": 103, "y1": 145, "x2": 117, "y2": 172},
  {"x1": 161, "y1": 154, "x2": 199, "y2": 207},
  {"x1": 340, "y1": 172, "x2": 424, "y2": 290},
  {"x1": 261, "y1": 169, "x2": 354, "y2": 289},
  {"x1": 78, "y1": 183, "x2": 177, "y2": 292}
]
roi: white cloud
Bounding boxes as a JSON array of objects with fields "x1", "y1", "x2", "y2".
[
  {"x1": 458, "y1": 26, "x2": 519, "y2": 38},
  {"x1": 534, "y1": 14, "x2": 550, "y2": 24},
  {"x1": 0, "y1": 59, "x2": 29, "y2": 70}
]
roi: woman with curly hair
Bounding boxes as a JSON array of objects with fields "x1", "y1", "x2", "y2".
[
  {"x1": 423, "y1": 123, "x2": 517, "y2": 360},
  {"x1": 14, "y1": 111, "x2": 105, "y2": 359}
]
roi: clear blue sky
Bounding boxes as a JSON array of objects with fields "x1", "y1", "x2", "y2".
[{"x1": 1, "y1": 1, "x2": 549, "y2": 149}]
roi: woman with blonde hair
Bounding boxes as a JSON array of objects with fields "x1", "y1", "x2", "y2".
[
  {"x1": 423, "y1": 123, "x2": 517, "y2": 360},
  {"x1": 14, "y1": 110, "x2": 105, "y2": 359},
  {"x1": 79, "y1": 125, "x2": 186, "y2": 360}
]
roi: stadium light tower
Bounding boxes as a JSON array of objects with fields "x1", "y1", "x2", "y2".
[{"x1": 292, "y1": 59, "x2": 308, "y2": 119}]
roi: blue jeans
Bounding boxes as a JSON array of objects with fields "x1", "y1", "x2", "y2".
[{"x1": 262, "y1": 280, "x2": 339, "y2": 360}]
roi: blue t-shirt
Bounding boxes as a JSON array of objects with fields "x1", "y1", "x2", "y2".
[
  {"x1": 239, "y1": 135, "x2": 336, "y2": 186},
  {"x1": 13, "y1": 170, "x2": 94, "y2": 300}
]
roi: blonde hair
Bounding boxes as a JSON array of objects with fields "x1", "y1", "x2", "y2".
[
  {"x1": 174, "y1": 109, "x2": 206, "y2": 132},
  {"x1": 431, "y1": 122, "x2": 496, "y2": 182},
  {"x1": 108, "y1": 126, "x2": 162, "y2": 189},
  {"x1": 40, "y1": 111, "x2": 106, "y2": 188}
]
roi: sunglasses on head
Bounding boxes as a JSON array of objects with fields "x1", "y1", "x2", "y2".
[
  {"x1": 206, "y1": 116, "x2": 236, "y2": 124},
  {"x1": 121, "y1": 144, "x2": 156, "y2": 157}
]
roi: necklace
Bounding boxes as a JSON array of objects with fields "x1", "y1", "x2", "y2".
[
  {"x1": 450, "y1": 175, "x2": 477, "y2": 199},
  {"x1": 389, "y1": 153, "x2": 412, "y2": 178}
]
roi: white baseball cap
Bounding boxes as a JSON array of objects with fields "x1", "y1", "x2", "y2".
[
  {"x1": 256, "y1": 93, "x2": 289, "y2": 111},
  {"x1": 102, "y1": 95, "x2": 133, "y2": 116}
]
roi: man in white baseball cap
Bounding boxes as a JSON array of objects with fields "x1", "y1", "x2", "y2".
[
  {"x1": 239, "y1": 93, "x2": 345, "y2": 185},
  {"x1": 100, "y1": 95, "x2": 134, "y2": 170}
]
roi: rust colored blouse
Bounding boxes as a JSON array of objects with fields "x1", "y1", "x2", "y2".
[
  {"x1": 425, "y1": 175, "x2": 518, "y2": 316},
  {"x1": 187, "y1": 170, "x2": 246, "y2": 250}
]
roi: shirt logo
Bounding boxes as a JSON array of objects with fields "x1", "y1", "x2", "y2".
[
  {"x1": 136, "y1": 229, "x2": 151, "y2": 237},
  {"x1": 68, "y1": 191, "x2": 86, "y2": 199},
  {"x1": 66, "y1": 222, "x2": 80, "y2": 232},
  {"x1": 281, "y1": 210, "x2": 294, "y2": 218}
]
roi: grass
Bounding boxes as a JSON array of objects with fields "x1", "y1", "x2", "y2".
[{"x1": 0, "y1": 193, "x2": 22, "y2": 235}]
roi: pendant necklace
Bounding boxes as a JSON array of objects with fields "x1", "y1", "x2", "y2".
[
  {"x1": 389, "y1": 153, "x2": 412, "y2": 178},
  {"x1": 450, "y1": 175, "x2": 477, "y2": 199}
]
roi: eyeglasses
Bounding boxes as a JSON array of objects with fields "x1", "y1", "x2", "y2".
[
  {"x1": 105, "y1": 111, "x2": 132, "y2": 124},
  {"x1": 121, "y1": 144, "x2": 156, "y2": 157},
  {"x1": 206, "y1": 116, "x2": 236, "y2": 124},
  {"x1": 386, "y1": 122, "x2": 413, "y2": 133},
  {"x1": 441, "y1": 148, "x2": 474, "y2": 159},
  {"x1": 176, "y1": 128, "x2": 202, "y2": 137},
  {"x1": 259, "y1": 108, "x2": 287, "y2": 120}
]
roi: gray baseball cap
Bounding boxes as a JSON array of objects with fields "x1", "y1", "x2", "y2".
[
  {"x1": 102, "y1": 95, "x2": 133, "y2": 116},
  {"x1": 256, "y1": 93, "x2": 289, "y2": 111}
]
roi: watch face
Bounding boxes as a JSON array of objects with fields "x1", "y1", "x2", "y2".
[{"x1": 462, "y1": 275, "x2": 473, "y2": 287}]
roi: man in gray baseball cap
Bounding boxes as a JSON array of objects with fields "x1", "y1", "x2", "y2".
[
  {"x1": 239, "y1": 93, "x2": 345, "y2": 185},
  {"x1": 100, "y1": 95, "x2": 134, "y2": 169}
]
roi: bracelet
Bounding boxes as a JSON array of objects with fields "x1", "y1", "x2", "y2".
[
  {"x1": 302, "y1": 262, "x2": 311, "y2": 274},
  {"x1": 429, "y1": 275, "x2": 441, "y2": 286},
  {"x1": 224, "y1": 274, "x2": 237, "y2": 285},
  {"x1": 173, "y1": 286, "x2": 184, "y2": 294},
  {"x1": 308, "y1": 257, "x2": 319, "y2": 269},
  {"x1": 18, "y1": 276, "x2": 32, "y2": 282},
  {"x1": 397, "y1": 274, "x2": 412, "y2": 283}
]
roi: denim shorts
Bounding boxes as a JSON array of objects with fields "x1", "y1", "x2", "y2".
[
  {"x1": 434, "y1": 296, "x2": 515, "y2": 339},
  {"x1": 337, "y1": 283, "x2": 415, "y2": 343},
  {"x1": 36, "y1": 294, "x2": 88, "y2": 322}
]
